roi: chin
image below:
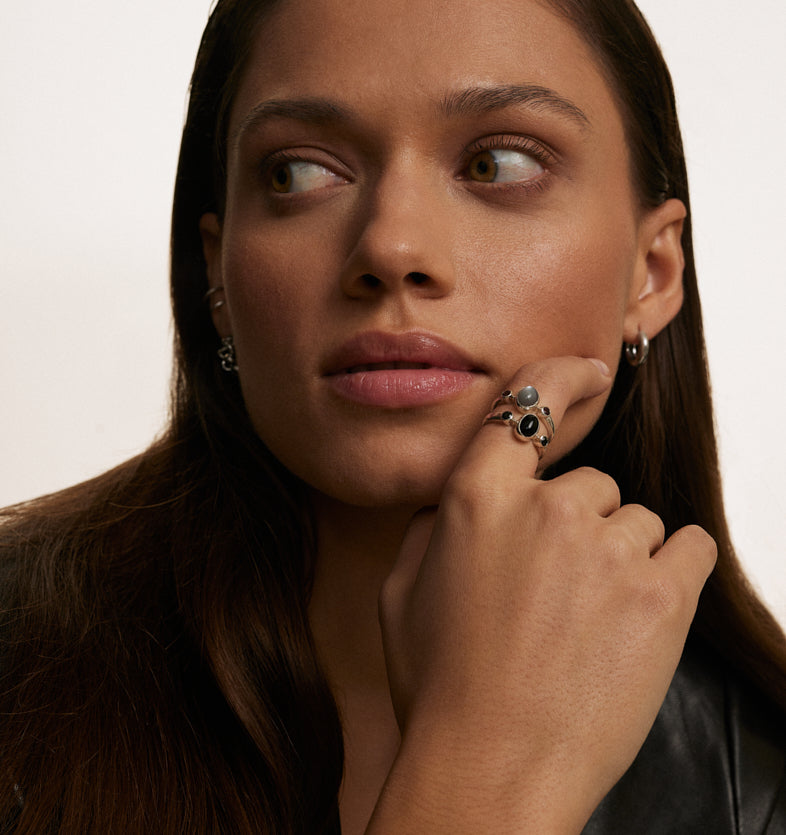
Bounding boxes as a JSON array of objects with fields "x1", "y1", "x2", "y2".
[
  {"x1": 326, "y1": 466, "x2": 450, "y2": 509},
  {"x1": 259, "y1": 411, "x2": 479, "y2": 509},
  {"x1": 290, "y1": 448, "x2": 457, "y2": 509},
  {"x1": 329, "y1": 483, "x2": 445, "y2": 510}
]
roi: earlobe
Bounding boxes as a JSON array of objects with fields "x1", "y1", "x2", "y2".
[
  {"x1": 199, "y1": 213, "x2": 230, "y2": 335},
  {"x1": 624, "y1": 198, "x2": 687, "y2": 343}
]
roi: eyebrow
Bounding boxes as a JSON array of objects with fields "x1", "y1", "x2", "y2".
[
  {"x1": 233, "y1": 82, "x2": 590, "y2": 147},
  {"x1": 233, "y1": 98, "x2": 350, "y2": 147},
  {"x1": 440, "y1": 84, "x2": 590, "y2": 129}
]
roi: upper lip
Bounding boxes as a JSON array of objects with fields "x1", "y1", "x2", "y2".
[{"x1": 323, "y1": 330, "x2": 481, "y2": 375}]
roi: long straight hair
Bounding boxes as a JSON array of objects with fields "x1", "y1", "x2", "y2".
[{"x1": 1, "y1": 0, "x2": 784, "y2": 832}]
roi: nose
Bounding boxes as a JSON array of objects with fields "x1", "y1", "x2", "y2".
[{"x1": 339, "y1": 162, "x2": 456, "y2": 300}]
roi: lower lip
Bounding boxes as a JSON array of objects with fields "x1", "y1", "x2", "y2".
[{"x1": 326, "y1": 369, "x2": 479, "y2": 408}]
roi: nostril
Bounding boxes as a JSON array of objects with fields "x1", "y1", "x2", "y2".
[
  {"x1": 361, "y1": 273, "x2": 382, "y2": 288},
  {"x1": 408, "y1": 272, "x2": 430, "y2": 285}
]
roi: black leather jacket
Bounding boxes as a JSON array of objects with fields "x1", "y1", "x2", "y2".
[{"x1": 583, "y1": 643, "x2": 786, "y2": 833}]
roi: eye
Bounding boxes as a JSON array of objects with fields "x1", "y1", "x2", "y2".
[
  {"x1": 269, "y1": 158, "x2": 345, "y2": 194},
  {"x1": 466, "y1": 147, "x2": 545, "y2": 184}
]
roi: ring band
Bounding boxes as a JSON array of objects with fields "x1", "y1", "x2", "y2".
[{"x1": 483, "y1": 386, "x2": 555, "y2": 453}]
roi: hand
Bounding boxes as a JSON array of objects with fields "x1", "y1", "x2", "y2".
[{"x1": 370, "y1": 357, "x2": 717, "y2": 833}]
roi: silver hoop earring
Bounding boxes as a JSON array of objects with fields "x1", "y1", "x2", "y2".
[
  {"x1": 218, "y1": 335, "x2": 238, "y2": 372},
  {"x1": 624, "y1": 331, "x2": 649, "y2": 367}
]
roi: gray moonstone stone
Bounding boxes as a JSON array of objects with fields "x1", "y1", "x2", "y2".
[{"x1": 515, "y1": 386, "x2": 539, "y2": 409}]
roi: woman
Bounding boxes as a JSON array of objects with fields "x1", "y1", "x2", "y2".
[{"x1": 2, "y1": 0, "x2": 785, "y2": 832}]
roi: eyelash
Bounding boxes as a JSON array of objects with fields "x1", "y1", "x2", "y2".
[
  {"x1": 264, "y1": 148, "x2": 320, "y2": 169},
  {"x1": 261, "y1": 149, "x2": 341, "y2": 183},
  {"x1": 465, "y1": 134, "x2": 554, "y2": 163}
]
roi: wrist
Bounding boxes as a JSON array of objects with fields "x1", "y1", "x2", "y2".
[{"x1": 366, "y1": 714, "x2": 597, "y2": 834}]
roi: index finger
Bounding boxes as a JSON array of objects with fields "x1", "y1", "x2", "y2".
[{"x1": 453, "y1": 356, "x2": 613, "y2": 483}]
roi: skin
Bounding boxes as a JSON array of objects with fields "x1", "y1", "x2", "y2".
[{"x1": 201, "y1": 0, "x2": 716, "y2": 831}]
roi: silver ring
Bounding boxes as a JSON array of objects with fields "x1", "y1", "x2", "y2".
[
  {"x1": 490, "y1": 386, "x2": 556, "y2": 438},
  {"x1": 483, "y1": 384, "x2": 555, "y2": 453}
]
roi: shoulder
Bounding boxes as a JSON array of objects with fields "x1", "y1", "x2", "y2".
[{"x1": 582, "y1": 639, "x2": 786, "y2": 834}]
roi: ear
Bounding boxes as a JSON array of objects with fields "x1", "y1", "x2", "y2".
[
  {"x1": 199, "y1": 212, "x2": 231, "y2": 337},
  {"x1": 623, "y1": 198, "x2": 687, "y2": 344}
]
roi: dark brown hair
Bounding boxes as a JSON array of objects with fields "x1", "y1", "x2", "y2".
[{"x1": 2, "y1": 0, "x2": 784, "y2": 832}]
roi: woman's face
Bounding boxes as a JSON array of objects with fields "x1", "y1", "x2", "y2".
[{"x1": 203, "y1": 0, "x2": 680, "y2": 507}]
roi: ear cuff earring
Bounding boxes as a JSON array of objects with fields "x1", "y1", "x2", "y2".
[
  {"x1": 624, "y1": 330, "x2": 649, "y2": 367},
  {"x1": 204, "y1": 286, "x2": 225, "y2": 310}
]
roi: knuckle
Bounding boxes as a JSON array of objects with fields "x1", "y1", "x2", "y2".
[
  {"x1": 442, "y1": 467, "x2": 518, "y2": 520},
  {"x1": 684, "y1": 524, "x2": 718, "y2": 573},
  {"x1": 552, "y1": 466, "x2": 621, "y2": 508},
  {"x1": 442, "y1": 465, "x2": 481, "y2": 504},
  {"x1": 668, "y1": 524, "x2": 718, "y2": 580},
  {"x1": 539, "y1": 484, "x2": 585, "y2": 528},
  {"x1": 442, "y1": 470, "x2": 485, "y2": 516},
  {"x1": 600, "y1": 527, "x2": 639, "y2": 566},
  {"x1": 566, "y1": 465, "x2": 604, "y2": 481},
  {"x1": 630, "y1": 503, "x2": 666, "y2": 544},
  {"x1": 651, "y1": 511, "x2": 667, "y2": 544},
  {"x1": 590, "y1": 468, "x2": 622, "y2": 501}
]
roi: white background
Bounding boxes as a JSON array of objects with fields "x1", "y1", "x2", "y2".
[{"x1": 2, "y1": 2, "x2": 785, "y2": 624}]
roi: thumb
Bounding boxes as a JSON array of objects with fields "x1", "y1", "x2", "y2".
[
  {"x1": 379, "y1": 507, "x2": 437, "y2": 623},
  {"x1": 378, "y1": 507, "x2": 438, "y2": 730}
]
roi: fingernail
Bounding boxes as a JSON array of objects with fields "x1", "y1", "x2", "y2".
[{"x1": 589, "y1": 358, "x2": 611, "y2": 376}]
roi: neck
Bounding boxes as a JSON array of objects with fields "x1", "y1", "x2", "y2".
[
  {"x1": 308, "y1": 494, "x2": 419, "y2": 834},
  {"x1": 308, "y1": 493, "x2": 417, "y2": 693}
]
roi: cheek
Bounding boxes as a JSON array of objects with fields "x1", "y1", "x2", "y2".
[
  {"x1": 220, "y1": 234, "x2": 327, "y2": 454},
  {"x1": 462, "y1": 212, "x2": 636, "y2": 367},
  {"x1": 223, "y1": 226, "x2": 327, "y2": 362}
]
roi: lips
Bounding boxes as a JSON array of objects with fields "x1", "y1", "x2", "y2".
[
  {"x1": 323, "y1": 331, "x2": 482, "y2": 408},
  {"x1": 324, "y1": 331, "x2": 478, "y2": 375},
  {"x1": 342, "y1": 361, "x2": 433, "y2": 372}
]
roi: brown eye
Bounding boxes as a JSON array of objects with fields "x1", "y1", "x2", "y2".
[
  {"x1": 466, "y1": 147, "x2": 545, "y2": 185},
  {"x1": 268, "y1": 159, "x2": 346, "y2": 194},
  {"x1": 469, "y1": 150, "x2": 498, "y2": 182},
  {"x1": 271, "y1": 163, "x2": 293, "y2": 193}
]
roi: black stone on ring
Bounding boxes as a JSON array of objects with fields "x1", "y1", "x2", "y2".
[
  {"x1": 482, "y1": 411, "x2": 553, "y2": 452},
  {"x1": 516, "y1": 413, "x2": 540, "y2": 438}
]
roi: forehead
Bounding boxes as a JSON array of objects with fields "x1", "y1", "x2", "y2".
[{"x1": 230, "y1": 0, "x2": 624, "y2": 139}]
